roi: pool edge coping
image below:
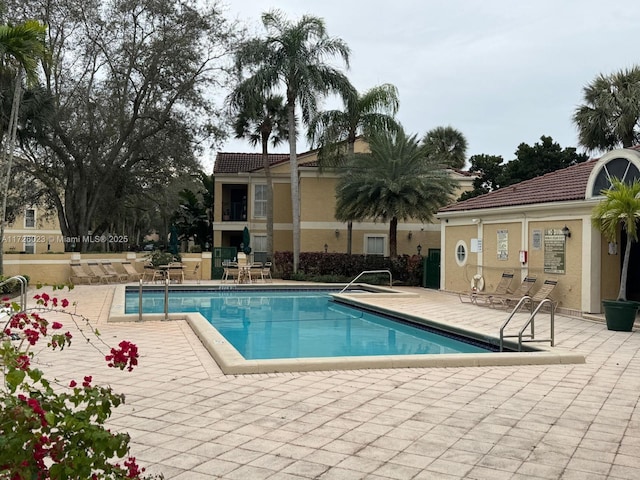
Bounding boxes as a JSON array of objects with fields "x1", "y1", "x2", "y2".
[{"x1": 109, "y1": 284, "x2": 586, "y2": 374}]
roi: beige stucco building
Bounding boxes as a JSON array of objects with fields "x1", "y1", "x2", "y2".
[
  {"x1": 437, "y1": 147, "x2": 640, "y2": 315},
  {"x1": 4, "y1": 206, "x2": 65, "y2": 254},
  {"x1": 213, "y1": 138, "x2": 475, "y2": 263}
]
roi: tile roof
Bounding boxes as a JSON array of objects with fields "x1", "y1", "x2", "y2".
[
  {"x1": 439, "y1": 159, "x2": 598, "y2": 213},
  {"x1": 213, "y1": 153, "x2": 290, "y2": 174}
]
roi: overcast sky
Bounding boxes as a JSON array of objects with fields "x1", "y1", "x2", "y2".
[{"x1": 215, "y1": 0, "x2": 640, "y2": 167}]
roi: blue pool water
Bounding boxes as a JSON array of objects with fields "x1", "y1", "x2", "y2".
[{"x1": 125, "y1": 289, "x2": 497, "y2": 359}]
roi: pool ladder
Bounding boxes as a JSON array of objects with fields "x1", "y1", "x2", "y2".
[
  {"x1": 339, "y1": 270, "x2": 392, "y2": 293},
  {"x1": 499, "y1": 296, "x2": 555, "y2": 351},
  {"x1": 0, "y1": 275, "x2": 28, "y2": 312}
]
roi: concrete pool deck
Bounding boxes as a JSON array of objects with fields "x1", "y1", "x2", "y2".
[{"x1": 27, "y1": 281, "x2": 640, "y2": 479}]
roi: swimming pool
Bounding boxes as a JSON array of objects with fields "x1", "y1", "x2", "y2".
[
  {"x1": 125, "y1": 289, "x2": 497, "y2": 359},
  {"x1": 111, "y1": 284, "x2": 585, "y2": 374}
]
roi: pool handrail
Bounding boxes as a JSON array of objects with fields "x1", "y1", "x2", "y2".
[
  {"x1": 339, "y1": 270, "x2": 392, "y2": 293},
  {"x1": 0, "y1": 275, "x2": 28, "y2": 312}
]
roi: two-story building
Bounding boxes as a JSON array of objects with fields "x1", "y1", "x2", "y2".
[{"x1": 213, "y1": 138, "x2": 475, "y2": 266}]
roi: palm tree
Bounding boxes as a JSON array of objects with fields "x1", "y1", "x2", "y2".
[
  {"x1": 592, "y1": 178, "x2": 640, "y2": 301},
  {"x1": 335, "y1": 127, "x2": 455, "y2": 257},
  {"x1": 235, "y1": 10, "x2": 352, "y2": 273},
  {"x1": 422, "y1": 126, "x2": 468, "y2": 169},
  {"x1": 308, "y1": 83, "x2": 400, "y2": 254},
  {"x1": 229, "y1": 87, "x2": 288, "y2": 261},
  {"x1": 573, "y1": 66, "x2": 640, "y2": 152},
  {"x1": 0, "y1": 20, "x2": 47, "y2": 274}
]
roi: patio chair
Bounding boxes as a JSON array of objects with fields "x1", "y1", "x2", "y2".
[
  {"x1": 69, "y1": 263, "x2": 99, "y2": 284},
  {"x1": 489, "y1": 275, "x2": 537, "y2": 309},
  {"x1": 101, "y1": 261, "x2": 128, "y2": 282},
  {"x1": 459, "y1": 271, "x2": 514, "y2": 305},
  {"x1": 167, "y1": 262, "x2": 184, "y2": 284},
  {"x1": 121, "y1": 261, "x2": 141, "y2": 281},
  {"x1": 262, "y1": 262, "x2": 273, "y2": 283},
  {"x1": 249, "y1": 262, "x2": 263, "y2": 283},
  {"x1": 222, "y1": 262, "x2": 239, "y2": 283},
  {"x1": 142, "y1": 262, "x2": 164, "y2": 283},
  {"x1": 86, "y1": 262, "x2": 118, "y2": 284}
]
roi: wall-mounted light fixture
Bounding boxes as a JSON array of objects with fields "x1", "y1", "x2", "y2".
[
  {"x1": 334, "y1": 229, "x2": 340, "y2": 237},
  {"x1": 417, "y1": 244, "x2": 422, "y2": 255},
  {"x1": 324, "y1": 243, "x2": 328, "y2": 253},
  {"x1": 562, "y1": 225, "x2": 571, "y2": 238},
  {"x1": 407, "y1": 231, "x2": 413, "y2": 240}
]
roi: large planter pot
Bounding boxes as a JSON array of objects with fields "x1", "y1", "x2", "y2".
[{"x1": 602, "y1": 299, "x2": 640, "y2": 331}]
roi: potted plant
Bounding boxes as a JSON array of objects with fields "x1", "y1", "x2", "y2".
[{"x1": 592, "y1": 178, "x2": 640, "y2": 331}]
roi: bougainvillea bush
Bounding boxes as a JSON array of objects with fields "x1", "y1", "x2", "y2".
[{"x1": 0, "y1": 290, "x2": 163, "y2": 479}]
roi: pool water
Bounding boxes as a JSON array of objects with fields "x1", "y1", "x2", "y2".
[{"x1": 125, "y1": 289, "x2": 496, "y2": 360}]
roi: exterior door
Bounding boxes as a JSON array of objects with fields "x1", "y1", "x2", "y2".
[{"x1": 423, "y1": 248, "x2": 441, "y2": 289}]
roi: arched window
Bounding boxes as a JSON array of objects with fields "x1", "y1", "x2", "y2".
[{"x1": 590, "y1": 156, "x2": 640, "y2": 197}]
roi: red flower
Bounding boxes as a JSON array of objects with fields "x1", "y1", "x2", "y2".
[
  {"x1": 105, "y1": 340, "x2": 139, "y2": 372},
  {"x1": 69, "y1": 380, "x2": 77, "y2": 388},
  {"x1": 51, "y1": 321, "x2": 63, "y2": 330},
  {"x1": 82, "y1": 376, "x2": 92, "y2": 387},
  {"x1": 15, "y1": 355, "x2": 30, "y2": 371},
  {"x1": 61, "y1": 299, "x2": 69, "y2": 308}
]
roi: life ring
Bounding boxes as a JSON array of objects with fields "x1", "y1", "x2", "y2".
[{"x1": 470, "y1": 274, "x2": 485, "y2": 292}]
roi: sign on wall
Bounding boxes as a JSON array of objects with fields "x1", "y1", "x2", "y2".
[
  {"x1": 544, "y1": 228, "x2": 566, "y2": 274},
  {"x1": 531, "y1": 229, "x2": 542, "y2": 250},
  {"x1": 497, "y1": 230, "x2": 508, "y2": 260}
]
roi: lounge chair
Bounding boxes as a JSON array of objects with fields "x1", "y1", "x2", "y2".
[
  {"x1": 101, "y1": 261, "x2": 128, "y2": 282},
  {"x1": 69, "y1": 263, "x2": 99, "y2": 284},
  {"x1": 523, "y1": 278, "x2": 559, "y2": 312},
  {"x1": 459, "y1": 271, "x2": 514, "y2": 304},
  {"x1": 489, "y1": 275, "x2": 538, "y2": 309},
  {"x1": 86, "y1": 262, "x2": 117, "y2": 284},
  {"x1": 121, "y1": 261, "x2": 141, "y2": 281}
]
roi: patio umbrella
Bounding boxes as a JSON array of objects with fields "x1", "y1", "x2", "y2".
[
  {"x1": 168, "y1": 225, "x2": 179, "y2": 255},
  {"x1": 242, "y1": 226, "x2": 252, "y2": 254}
]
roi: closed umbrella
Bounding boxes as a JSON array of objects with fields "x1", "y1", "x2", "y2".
[
  {"x1": 242, "y1": 226, "x2": 252, "y2": 254},
  {"x1": 168, "y1": 225, "x2": 179, "y2": 255}
]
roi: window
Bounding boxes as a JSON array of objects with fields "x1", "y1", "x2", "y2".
[
  {"x1": 25, "y1": 208, "x2": 35, "y2": 228},
  {"x1": 591, "y1": 157, "x2": 640, "y2": 197},
  {"x1": 252, "y1": 235, "x2": 267, "y2": 263},
  {"x1": 254, "y1": 185, "x2": 267, "y2": 218},
  {"x1": 455, "y1": 240, "x2": 467, "y2": 266},
  {"x1": 365, "y1": 235, "x2": 385, "y2": 256},
  {"x1": 24, "y1": 236, "x2": 36, "y2": 254}
]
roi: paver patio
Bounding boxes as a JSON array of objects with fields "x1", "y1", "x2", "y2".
[{"x1": 27, "y1": 283, "x2": 640, "y2": 479}]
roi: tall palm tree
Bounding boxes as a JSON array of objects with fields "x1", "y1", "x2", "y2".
[
  {"x1": 308, "y1": 83, "x2": 400, "y2": 254},
  {"x1": 573, "y1": 66, "x2": 640, "y2": 152},
  {"x1": 422, "y1": 125, "x2": 468, "y2": 169},
  {"x1": 229, "y1": 87, "x2": 288, "y2": 261},
  {"x1": 235, "y1": 10, "x2": 352, "y2": 273},
  {"x1": 0, "y1": 20, "x2": 47, "y2": 274},
  {"x1": 335, "y1": 127, "x2": 455, "y2": 257}
]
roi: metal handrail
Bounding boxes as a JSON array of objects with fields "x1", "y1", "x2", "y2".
[
  {"x1": 0, "y1": 275, "x2": 28, "y2": 312},
  {"x1": 500, "y1": 296, "x2": 555, "y2": 351},
  {"x1": 339, "y1": 270, "x2": 392, "y2": 293}
]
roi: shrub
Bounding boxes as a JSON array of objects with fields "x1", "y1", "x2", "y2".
[{"x1": 0, "y1": 290, "x2": 162, "y2": 479}]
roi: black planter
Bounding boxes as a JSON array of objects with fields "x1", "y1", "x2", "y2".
[{"x1": 602, "y1": 299, "x2": 640, "y2": 331}]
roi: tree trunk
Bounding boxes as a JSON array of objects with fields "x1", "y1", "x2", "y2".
[
  {"x1": 262, "y1": 133, "x2": 274, "y2": 261},
  {"x1": 390, "y1": 216, "x2": 398, "y2": 258},
  {"x1": 618, "y1": 234, "x2": 632, "y2": 301},
  {"x1": 0, "y1": 71, "x2": 24, "y2": 275},
  {"x1": 287, "y1": 98, "x2": 300, "y2": 273}
]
